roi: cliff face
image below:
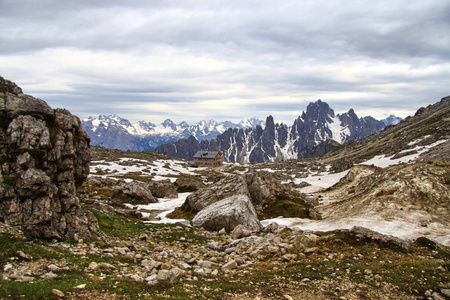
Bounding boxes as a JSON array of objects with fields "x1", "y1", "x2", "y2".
[{"x1": 0, "y1": 76, "x2": 100, "y2": 240}]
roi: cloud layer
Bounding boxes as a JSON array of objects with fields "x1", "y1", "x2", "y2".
[{"x1": 1, "y1": 0, "x2": 449, "y2": 124}]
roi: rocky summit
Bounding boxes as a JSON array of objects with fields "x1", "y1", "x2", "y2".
[{"x1": 0, "y1": 76, "x2": 100, "y2": 240}]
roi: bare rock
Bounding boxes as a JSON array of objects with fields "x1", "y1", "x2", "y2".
[
  {"x1": 0, "y1": 78, "x2": 100, "y2": 240},
  {"x1": 222, "y1": 260, "x2": 238, "y2": 270},
  {"x1": 52, "y1": 289, "x2": 65, "y2": 298},
  {"x1": 230, "y1": 224, "x2": 253, "y2": 239},
  {"x1": 192, "y1": 194, "x2": 262, "y2": 233},
  {"x1": 244, "y1": 173, "x2": 272, "y2": 205},
  {"x1": 117, "y1": 181, "x2": 156, "y2": 203},
  {"x1": 147, "y1": 179, "x2": 178, "y2": 199},
  {"x1": 182, "y1": 174, "x2": 250, "y2": 212},
  {"x1": 351, "y1": 226, "x2": 412, "y2": 251},
  {"x1": 174, "y1": 177, "x2": 205, "y2": 191}
]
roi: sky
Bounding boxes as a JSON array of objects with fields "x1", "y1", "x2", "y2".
[{"x1": 1, "y1": 0, "x2": 449, "y2": 125}]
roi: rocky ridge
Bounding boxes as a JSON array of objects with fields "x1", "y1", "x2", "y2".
[
  {"x1": 0, "y1": 76, "x2": 100, "y2": 240},
  {"x1": 82, "y1": 114, "x2": 264, "y2": 151},
  {"x1": 154, "y1": 100, "x2": 387, "y2": 163}
]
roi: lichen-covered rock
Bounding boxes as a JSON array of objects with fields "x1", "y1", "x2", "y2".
[
  {"x1": 244, "y1": 173, "x2": 271, "y2": 205},
  {"x1": 147, "y1": 179, "x2": 178, "y2": 199},
  {"x1": 116, "y1": 181, "x2": 156, "y2": 203},
  {"x1": 192, "y1": 194, "x2": 262, "y2": 233},
  {"x1": 182, "y1": 174, "x2": 250, "y2": 212},
  {"x1": 0, "y1": 75, "x2": 101, "y2": 240}
]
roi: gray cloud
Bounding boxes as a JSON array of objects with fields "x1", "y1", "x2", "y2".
[{"x1": 1, "y1": 0, "x2": 449, "y2": 124}]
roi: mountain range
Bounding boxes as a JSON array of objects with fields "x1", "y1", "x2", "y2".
[
  {"x1": 82, "y1": 115, "x2": 264, "y2": 151},
  {"x1": 154, "y1": 100, "x2": 396, "y2": 163}
]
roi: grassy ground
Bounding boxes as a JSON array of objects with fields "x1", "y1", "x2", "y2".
[{"x1": 1, "y1": 211, "x2": 449, "y2": 299}]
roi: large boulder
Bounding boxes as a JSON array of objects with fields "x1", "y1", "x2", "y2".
[
  {"x1": 181, "y1": 174, "x2": 250, "y2": 212},
  {"x1": 244, "y1": 173, "x2": 272, "y2": 205},
  {"x1": 147, "y1": 179, "x2": 178, "y2": 199},
  {"x1": 0, "y1": 76, "x2": 101, "y2": 240},
  {"x1": 115, "y1": 181, "x2": 156, "y2": 203},
  {"x1": 192, "y1": 194, "x2": 262, "y2": 233}
]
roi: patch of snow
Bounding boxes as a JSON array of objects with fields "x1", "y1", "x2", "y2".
[
  {"x1": 90, "y1": 157, "x2": 197, "y2": 182},
  {"x1": 295, "y1": 169, "x2": 350, "y2": 190},
  {"x1": 360, "y1": 139, "x2": 447, "y2": 168},
  {"x1": 135, "y1": 192, "x2": 191, "y2": 212},
  {"x1": 261, "y1": 216, "x2": 450, "y2": 246},
  {"x1": 91, "y1": 119, "x2": 101, "y2": 132},
  {"x1": 257, "y1": 168, "x2": 277, "y2": 173},
  {"x1": 407, "y1": 135, "x2": 432, "y2": 146},
  {"x1": 327, "y1": 116, "x2": 344, "y2": 143}
]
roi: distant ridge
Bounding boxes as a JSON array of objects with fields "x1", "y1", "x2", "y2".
[
  {"x1": 154, "y1": 100, "x2": 390, "y2": 163},
  {"x1": 82, "y1": 116, "x2": 264, "y2": 151}
]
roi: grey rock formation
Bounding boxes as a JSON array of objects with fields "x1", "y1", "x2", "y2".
[
  {"x1": 0, "y1": 76, "x2": 100, "y2": 240},
  {"x1": 147, "y1": 179, "x2": 178, "y2": 199},
  {"x1": 181, "y1": 174, "x2": 250, "y2": 212},
  {"x1": 115, "y1": 181, "x2": 156, "y2": 203},
  {"x1": 192, "y1": 194, "x2": 262, "y2": 233}
]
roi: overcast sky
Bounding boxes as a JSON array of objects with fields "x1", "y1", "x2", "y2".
[{"x1": 1, "y1": 0, "x2": 449, "y2": 125}]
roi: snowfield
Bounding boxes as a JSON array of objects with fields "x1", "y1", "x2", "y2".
[
  {"x1": 358, "y1": 139, "x2": 447, "y2": 168},
  {"x1": 90, "y1": 157, "x2": 197, "y2": 182},
  {"x1": 260, "y1": 216, "x2": 450, "y2": 246}
]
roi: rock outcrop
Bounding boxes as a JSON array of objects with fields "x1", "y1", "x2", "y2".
[
  {"x1": 147, "y1": 179, "x2": 178, "y2": 199},
  {"x1": 181, "y1": 174, "x2": 250, "y2": 212},
  {"x1": 115, "y1": 181, "x2": 156, "y2": 203},
  {"x1": 0, "y1": 76, "x2": 100, "y2": 240},
  {"x1": 191, "y1": 194, "x2": 262, "y2": 233}
]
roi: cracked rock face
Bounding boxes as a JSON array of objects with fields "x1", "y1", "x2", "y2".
[{"x1": 0, "y1": 76, "x2": 100, "y2": 240}]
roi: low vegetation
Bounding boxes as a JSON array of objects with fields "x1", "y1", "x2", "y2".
[{"x1": 1, "y1": 215, "x2": 448, "y2": 299}]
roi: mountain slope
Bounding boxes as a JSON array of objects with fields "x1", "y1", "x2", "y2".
[
  {"x1": 323, "y1": 95, "x2": 450, "y2": 171},
  {"x1": 82, "y1": 115, "x2": 264, "y2": 151},
  {"x1": 155, "y1": 100, "x2": 388, "y2": 163}
]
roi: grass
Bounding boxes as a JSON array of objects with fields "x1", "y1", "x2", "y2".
[
  {"x1": 90, "y1": 209, "x2": 148, "y2": 238},
  {"x1": 259, "y1": 191, "x2": 310, "y2": 219},
  {"x1": 1, "y1": 211, "x2": 448, "y2": 299},
  {"x1": 0, "y1": 234, "x2": 61, "y2": 265},
  {"x1": 1, "y1": 174, "x2": 16, "y2": 187},
  {"x1": 166, "y1": 207, "x2": 197, "y2": 221}
]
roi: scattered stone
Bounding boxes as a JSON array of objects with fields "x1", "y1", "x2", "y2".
[
  {"x1": 88, "y1": 262, "x2": 99, "y2": 271},
  {"x1": 441, "y1": 289, "x2": 450, "y2": 297},
  {"x1": 47, "y1": 264, "x2": 61, "y2": 271},
  {"x1": 3, "y1": 264, "x2": 13, "y2": 272},
  {"x1": 282, "y1": 254, "x2": 297, "y2": 261},
  {"x1": 230, "y1": 224, "x2": 253, "y2": 239},
  {"x1": 130, "y1": 274, "x2": 144, "y2": 282},
  {"x1": 41, "y1": 272, "x2": 58, "y2": 279},
  {"x1": 75, "y1": 284, "x2": 86, "y2": 289},
  {"x1": 16, "y1": 251, "x2": 31, "y2": 260},
  {"x1": 52, "y1": 289, "x2": 65, "y2": 298},
  {"x1": 222, "y1": 260, "x2": 238, "y2": 270},
  {"x1": 157, "y1": 269, "x2": 171, "y2": 281}
]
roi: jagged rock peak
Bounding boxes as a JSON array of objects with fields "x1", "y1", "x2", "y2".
[
  {"x1": 0, "y1": 76, "x2": 101, "y2": 240},
  {"x1": 302, "y1": 99, "x2": 335, "y2": 121}
]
